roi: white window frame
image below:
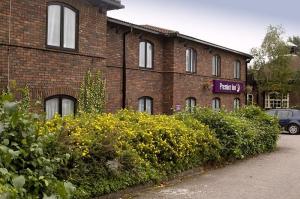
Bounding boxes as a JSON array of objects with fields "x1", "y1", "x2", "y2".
[
  {"x1": 234, "y1": 60, "x2": 241, "y2": 79},
  {"x1": 139, "y1": 41, "x2": 153, "y2": 69},
  {"x1": 212, "y1": 98, "x2": 221, "y2": 111},
  {"x1": 186, "y1": 97, "x2": 196, "y2": 111},
  {"x1": 247, "y1": 94, "x2": 254, "y2": 105},
  {"x1": 47, "y1": 3, "x2": 78, "y2": 50},
  {"x1": 265, "y1": 92, "x2": 289, "y2": 109},
  {"x1": 212, "y1": 55, "x2": 221, "y2": 77},
  {"x1": 138, "y1": 97, "x2": 153, "y2": 114},
  {"x1": 186, "y1": 48, "x2": 197, "y2": 73},
  {"x1": 45, "y1": 95, "x2": 76, "y2": 120},
  {"x1": 234, "y1": 98, "x2": 240, "y2": 110}
]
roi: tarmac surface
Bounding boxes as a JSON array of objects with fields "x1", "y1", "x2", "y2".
[{"x1": 129, "y1": 134, "x2": 300, "y2": 199}]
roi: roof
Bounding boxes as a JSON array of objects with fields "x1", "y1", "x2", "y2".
[
  {"x1": 107, "y1": 17, "x2": 253, "y2": 59},
  {"x1": 140, "y1": 25, "x2": 178, "y2": 34},
  {"x1": 87, "y1": 0, "x2": 124, "y2": 10}
]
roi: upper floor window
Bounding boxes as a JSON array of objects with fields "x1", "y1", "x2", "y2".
[
  {"x1": 234, "y1": 98, "x2": 240, "y2": 110},
  {"x1": 212, "y1": 55, "x2": 221, "y2": 77},
  {"x1": 186, "y1": 48, "x2": 197, "y2": 73},
  {"x1": 186, "y1": 97, "x2": 196, "y2": 111},
  {"x1": 138, "y1": 97, "x2": 153, "y2": 114},
  {"x1": 139, "y1": 41, "x2": 153, "y2": 69},
  {"x1": 45, "y1": 95, "x2": 76, "y2": 120},
  {"x1": 234, "y1": 60, "x2": 241, "y2": 79},
  {"x1": 212, "y1": 98, "x2": 221, "y2": 111},
  {"x1": 47, "y1": 3, "x2": 78, "y2": 50}
]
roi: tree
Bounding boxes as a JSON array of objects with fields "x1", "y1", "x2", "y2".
[
  {"x1": 78, "y1": 70, "x2": 106, "y2": 114},
  {"x1": 251, "y1": 25, "x2": 293, "y2": 106}
]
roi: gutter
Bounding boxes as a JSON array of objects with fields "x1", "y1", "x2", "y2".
[
  {"x1": 7, "y1": 0, "x2": 12, "y2": 91},
  {"x1": 108, "y1": 17, "x2": 253, "y2": 59},
  {"x1": 122, "y1": 28, "x2": 133, "y2": 109}
]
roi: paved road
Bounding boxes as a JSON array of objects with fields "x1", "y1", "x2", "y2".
[{"x1": 129, "y1": 134, "x2": 300, "y2": 199}]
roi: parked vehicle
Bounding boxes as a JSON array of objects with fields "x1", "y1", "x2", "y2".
[{"x1": 266, "y1": 109, "x2": 300, "y2": 134}]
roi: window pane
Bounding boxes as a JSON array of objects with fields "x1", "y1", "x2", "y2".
[
  {"x1": 46, "y1": 98, "x2": 59, "y2": 120},
  {"x1": 62, "y1": 98, "x2": 75, "y2": 117},
  {"x1": 139, "y1": 42, "x2": 146, "y2": 67},
  {"x1": 146, "y1": 98, "x2": 152, "y2": 114},
  {"x1": 186, "y1": 49, "x2": 190, "y2": 72},
  {"x1": 191, "y1": 99, "x2": 196, "y2": 107},
  {"x1": 64, "y1": 7, "x2": 76, "y2": 49},
  {"x1": 212, "y1": 56, "x2": 216, "y2": 75},
  {"x1": 146, "y1": 43, "x2": 153, "y2": 68},
  {"x1": 217, "y1": 57, "x2": 221, "y2": 76},
  {"x1": 47, "y1": 5, "x2": 61, "y2": 46},
  {"x1": 192, "y1": 51, "x2": 196, "y2": 72},
  {"x1": 138, "y1": 98, "x2": 144, "y2": 112}
]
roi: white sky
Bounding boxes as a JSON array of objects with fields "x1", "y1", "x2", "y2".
[{"x1": 108, "y1": 0, "x2": 300, "y2": 54}]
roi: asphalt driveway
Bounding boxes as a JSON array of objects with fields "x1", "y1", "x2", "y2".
[{"x1": 129, "y1": 134, "x2": 300, "y2": 199}]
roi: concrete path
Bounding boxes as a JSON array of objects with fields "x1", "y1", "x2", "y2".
[{"x1": 129, "y1": 134, "x2": 300, "y2": 199}]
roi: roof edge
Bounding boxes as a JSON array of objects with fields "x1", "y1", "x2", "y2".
[
  {"x1": 107, "y1": 17, "x2": 253, "y2": 59},
  {"x1": 87, "y1": 0, "x2": 124, "y2": 10}
]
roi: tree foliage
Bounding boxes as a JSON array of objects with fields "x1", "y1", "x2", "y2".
[
  {"x1": 78, "y1": 70, "x2": 106, "y2": 114},
  {"x1": 251, "y1": 25, "x2": 293, "y2": 97}
]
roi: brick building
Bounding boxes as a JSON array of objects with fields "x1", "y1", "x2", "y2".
[
  {"x1": 0, "y1": 0, "x2": 252, "y2": 118},
  {"x1": 247, "y1": 53, "x2": 300, "y2": 109}
]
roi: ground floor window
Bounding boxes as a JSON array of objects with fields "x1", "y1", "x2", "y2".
[
  {"x1": 186, "y1": 97, "x2": 196, "y2": 111},
  {"x1": 212, "y1": 98, "x2": 221, "y2": 111},
  {"x1": 247, "y1": 94, "x2": 253, "y2": 105},
  {"x1": 265, "y1": 92, "x2": 289, "y2": 109},
  {"x1": 234, "y1": 98, "x2": 240, "y2": 110},
  {"x1": 138, "y1": 96, "x2": 153, "y2": 114},
  {"x1": 45, "y1": 95, "x2": 76, "y2": 119}
]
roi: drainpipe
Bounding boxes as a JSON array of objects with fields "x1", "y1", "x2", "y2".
[
  {"x1": 7, "y1": 0, "x2": 12, "y2": 91},
  {"x1": 122, "y1": 28, "x2": 132, "y2": 109},
  {"x1": 245, "y1": 58, "x2": 251, "y2": 105}
]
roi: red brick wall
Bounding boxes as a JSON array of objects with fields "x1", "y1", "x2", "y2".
[
  {"x1": 107, "y1": 23, "x2": 248, "y2": 113},
  {"x1": 0, "y1": 0, "x2": 107, "y2": 104},
  {"x1": 1, "y1": 0, "x2": 249, "y2": 114}
]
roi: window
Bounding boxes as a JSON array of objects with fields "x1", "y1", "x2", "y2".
[
  {"x1": 277, "y1": 110, "x2": 292, "y2": 119},
  {"x1": 265, "y1": 92, "x2": 289, "y2": 109},
  {"x1": 138, "y1": 97, "x2": 153, "y2": 114},
  {"x1": 212, "y1": 55, "x2": 221, "y2": 76},
  {"x1": 139, "y1": 41, "x2": 153, "y2": 69},
  {"x1": 186, "y1": 97, "x2": 196, "y2": 111},
  {"x1": 212, "y1": 98, "x2": 221, "y2": 111},
  {"x1": 234, "y1": 60, "x2": 241, "y2": 79},
  {"x1": 186, "y1": 48, "x2": 197, "y2": 73},
  {"x1": 47, "y1": 3, "x2": 78, "y2": 50},
  {"x1": 45, "y1": 95, "x2": 76, "y2": 119},
  {"x1": 234, "y1": 98, "x2": 240, "y2": 110},
  {"x1": 247, "y1": 94, "x2": 253, "y2": 105}
]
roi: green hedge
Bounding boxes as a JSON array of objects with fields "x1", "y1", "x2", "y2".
[
  {"x1": 40, "y1": 107, "x2": 280, "y2": 198},
  {"x1": 176, "y1": 106, "x2": 280, "y2": 160},
  {"x1": 40, "y1": 111, "x2": 221, "y2": 198},
  {"x1": 1, "y1": 92, "x2": 280, "y2": 198}
]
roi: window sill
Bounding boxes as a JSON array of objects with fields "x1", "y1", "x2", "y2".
[
  {"x1": 46, "y1": 45, "x2": 78, "y2": 53},
  {"x1": 139, "y1": 67, "x2": 154, "y2": 71}
]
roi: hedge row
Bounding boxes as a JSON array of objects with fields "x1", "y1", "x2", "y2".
[
  {"x1": 0, "y1": 93, "x2": 280, "y2": 198},
  {"x1": 40, "y1": 107, "x2": 279, "y2": 198}
]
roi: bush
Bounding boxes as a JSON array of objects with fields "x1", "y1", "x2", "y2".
[
  {"x1": 176, "y1": 106, "x2": 280, "y2": 160},
  {"x1": 40, "y1": 110, "x2": 221, "y2": 198},
  {"x1": 0, "y1": 93, "x2": 74, "y2": 198}
]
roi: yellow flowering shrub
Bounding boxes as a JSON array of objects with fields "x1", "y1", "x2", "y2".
[{"x1": 40, "y1": 110, "x2": 220, "y2": 198}]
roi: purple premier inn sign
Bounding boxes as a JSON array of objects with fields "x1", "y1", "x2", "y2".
[{"x1": 213, "y1": 80, "x2": 244, "y2": 94}]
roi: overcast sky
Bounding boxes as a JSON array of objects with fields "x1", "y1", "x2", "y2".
[{"x1": 108, "y1": 0, "x2": 300, "y2": 54}]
